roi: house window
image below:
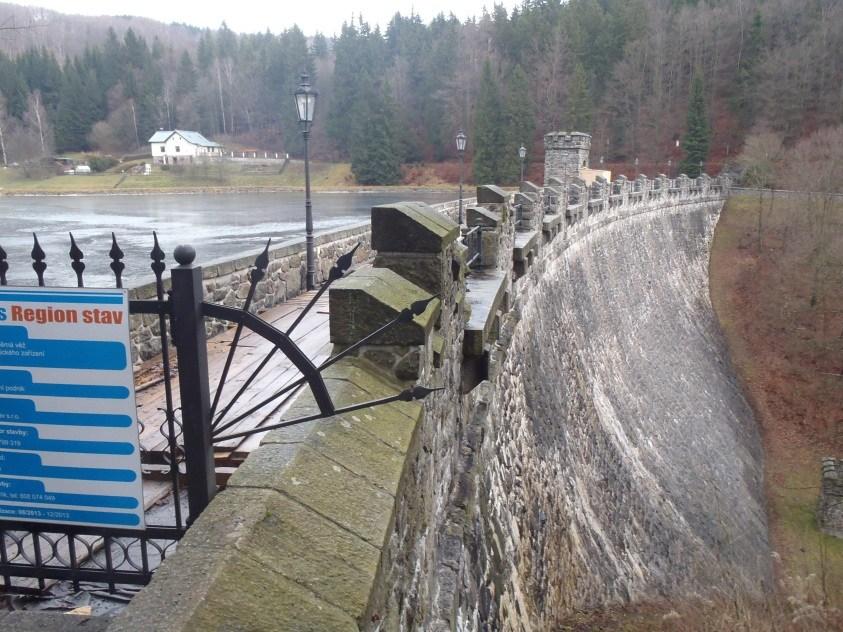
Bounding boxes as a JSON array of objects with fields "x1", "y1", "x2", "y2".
[
  {"x1": 176, "y1": 146, "x2": 181, "y2": 153},
  {"x1": 160, "y1": 147, "x2": 165, "y2": 152}
]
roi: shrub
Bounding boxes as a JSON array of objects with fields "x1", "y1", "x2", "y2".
[
  {"x1": 21, "y1": 159, "x2": 53, "y2": 180},
  {"x1": 88, "y1": 155, "x2": 119, "y2": 173}
]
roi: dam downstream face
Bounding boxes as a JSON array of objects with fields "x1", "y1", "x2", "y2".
[{"x1": 480, "y1": 202, "x2": 770, "y2": 627}]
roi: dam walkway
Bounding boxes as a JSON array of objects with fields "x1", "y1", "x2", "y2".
[{"x1": 135, "y1": 289, "x2": 330, "y2": 489}]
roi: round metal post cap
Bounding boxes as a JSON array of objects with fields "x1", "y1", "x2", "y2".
[{"x1": 174, "y1": 245, "x2": 197, "y2": 265}]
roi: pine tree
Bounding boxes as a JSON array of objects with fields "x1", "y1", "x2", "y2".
[
  {"x1": 679, "y1": 74, "x2": 710, "y2": 178},
  {"x1": 473, "y1": 61, "x2": 504, "y2": 184},
  {"x1": 501, "y1": 65, "x2": 534, "y2": 183},
  {"x1": 54, "y1": 64, "x2": 96, "y2": 151},
  {"x1": 197, "y1": 31, "x2": 214, "y2": 72},
  {"x1": 734, "y1": 11, "x2": 763, "y2": 128},
  {"x1": 0, "y1": 53, "x2": 29, "y2": 119},
  {"x1": 567, "y1": 62, "x2": 592, "y2": 132},
  {"x1": 311, "y1": 33, "x2": 329, "y2": 58},
  {"x1": 176, "y1": 52, "x2": 197, "y2": 95},
  {"x1": 350, "y1": 83, "x2": 402, "y2": 185}
]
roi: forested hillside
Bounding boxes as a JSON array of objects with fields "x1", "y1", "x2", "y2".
[{"x1": 0, "y1": 0, "x2": 840, "y2": 184}]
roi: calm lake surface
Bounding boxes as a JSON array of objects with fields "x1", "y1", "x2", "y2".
[{"x1": 0, "y1": 190, "x2": 457, "y2": 288}]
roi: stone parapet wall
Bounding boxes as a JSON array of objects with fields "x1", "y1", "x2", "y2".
[
  {"x1": 100, "y1": 175, "x2": 740, "y2": 632},
  {"x1": 369, "y1": 178, "x2": 739, "y2": 631}
]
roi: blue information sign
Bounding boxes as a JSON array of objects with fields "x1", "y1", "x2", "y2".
[{"x1": 0, "y1": 287, "x2": 145, "y2": 529}]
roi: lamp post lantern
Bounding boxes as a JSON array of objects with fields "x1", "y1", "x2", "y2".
[
  {"x1": 518, "y1": 144, "x2": 527, "y2": 182},
  {"x1": 456, "y1": 129, "x2": 467, "y2": 225},
  {"x1": 295, "y1": 73, "x2": 318, "y2": 290}
]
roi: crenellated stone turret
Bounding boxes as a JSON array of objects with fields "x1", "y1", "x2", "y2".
[{"x1": 543, "y1": 131, "x2": 591, "y2": 185}]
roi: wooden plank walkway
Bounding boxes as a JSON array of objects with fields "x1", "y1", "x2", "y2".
[{"x1": 135, "y1": 289, "x2": 331, "y2": 470}]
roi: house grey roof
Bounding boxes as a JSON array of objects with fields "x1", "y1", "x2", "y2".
[{"x1": 147, "y1": 130, "x2": 222, "y2": 148}]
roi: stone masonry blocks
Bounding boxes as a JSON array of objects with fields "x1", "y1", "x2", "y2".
[
  {"x1": 371, "y1": 201, "x2": 459, "y2": 254},
  {"x1": 329, "y1": 267, "x2": 439, "y2": 346}
]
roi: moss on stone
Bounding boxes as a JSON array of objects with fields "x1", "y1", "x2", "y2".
[
  {"x1": 330, "y1": 267, "x2": 440, "y2": 345},
  {"x1": 371, "y1": 202, "x2": 459, "y2": 253}
]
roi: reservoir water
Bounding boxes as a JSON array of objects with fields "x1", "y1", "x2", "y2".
[{"x1": 0, "y1": 189, "x2": 456, "y2": 288}]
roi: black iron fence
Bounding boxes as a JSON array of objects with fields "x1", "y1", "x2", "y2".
[
  {"x1": 0, "y1": 233, "x2": 183, "y2": 595},
  {"x1": 0, "y1": 231, "x2": 439, "y2": 597}
]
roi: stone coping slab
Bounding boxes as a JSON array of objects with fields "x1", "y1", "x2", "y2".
[
  {"x1": 466, "y1": 206, "x2": 501, "y2": 229},
  {"x1": 371, "y1": 202, "x2": 459, "y2": 253},
  {"x1": 513, "y1": 230, "x2": 539, "y2": 262},
  {"x1": 476, "y1": 184, "x2": 508, "y2": 204},
  {"x1": 543, "y1": 213, "x2": 563, "y2": 230},
  {"x1": 108, "y1": 356, "x2": 422, "y2": 632},
  {"x1": 520, "y1": 181, "x2": 541, "y2": 195},
  {"x1": 329, "y1": 267, "x2": 440, "y2": 345},
  {"x1": 464, "y1": 270, "x2": 508, "y2": 357}
]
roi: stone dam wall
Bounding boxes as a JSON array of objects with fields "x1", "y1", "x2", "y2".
[
  {"x1": 468, "y1": 195, "x2": 770, "y2": 628},
  {"x1": 77, "y1": 169, "x2": 769, "y2": 631}
]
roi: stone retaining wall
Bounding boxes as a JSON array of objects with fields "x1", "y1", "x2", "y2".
[
  {"x1": 818, "y1": 457, "x2": 843, "y2": 538},
  {"x1": 128, "y1": 221, "x2": 371, "y2": 362}
]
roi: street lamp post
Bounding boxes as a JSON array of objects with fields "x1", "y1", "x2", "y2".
[
  {"x1": 295, "y1": 73, "x2": 318, "y2": 290},
  {"x1": 518, "y1": 144, "x2": 526, "y2": 183},
  {"x1": 456, "y1": 129, "x2": 467, "y2": 225}
]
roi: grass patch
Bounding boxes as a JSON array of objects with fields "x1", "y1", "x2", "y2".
[
  {"x1": 0, "y1": 160, "x2": 457, "y2": 194},
  {"x1": 710, "y1": 191, "x2": 843, "y2": 611}
]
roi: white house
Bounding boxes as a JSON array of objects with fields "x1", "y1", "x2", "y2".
[{"x1": 148, "y1": 130, "x2": 224, "y2": 165}]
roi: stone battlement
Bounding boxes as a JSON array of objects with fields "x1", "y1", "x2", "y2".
[
  {"x1": 543, "y1": 130, "x2": 593, "y2": 149},
  {"x1": 544, "y1": 130, "x2": 593, "y2": 185}
]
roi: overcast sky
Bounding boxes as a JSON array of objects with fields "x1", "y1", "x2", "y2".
[{"x1": 16, "y1": 1, "x2": 517, "y2": 36}]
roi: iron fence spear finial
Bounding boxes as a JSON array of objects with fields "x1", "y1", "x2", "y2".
[
  {"x1": 109, "y1": 233, "x2": 125, "y2": 288},
  {"x1": 69, "y1": 232, "x2": 85, "y2": 287},
  {"x1": 31, "y1": 233, "x2": 46, "y2": 286},
  {"x1": 150, "y1": 231, "x2": 166, "y2": 283},
  {"x1": 250, "y1": 238, "x2": 271, "y2": 284},
  {"x1": 329, "y1": 241, "x2": 361, "y2": 282}
]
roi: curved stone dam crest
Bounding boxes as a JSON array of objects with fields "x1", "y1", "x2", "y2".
[{"x1": 63, "y1": 132, "x2": 768, "y2": 632}]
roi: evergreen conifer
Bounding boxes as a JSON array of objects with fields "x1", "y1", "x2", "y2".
[
  {"x1": 679, "y1": 74, "x2": 710, "y2": 178},
  {"x1": 473, "y1": 61, "x2": 503, "y2": 184},
  {"x1": 567, "y1": 62, "x2": 592, "y2": 132},
  {"x1": 501, "y1": 65, "x2": 535, "y2": 183},
  {"x1": 350, "y1": 83, "x2": 402, "y2": 185},
  {"x1": 734, "y1": 11, "x2": 763, "y2": 128}
]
